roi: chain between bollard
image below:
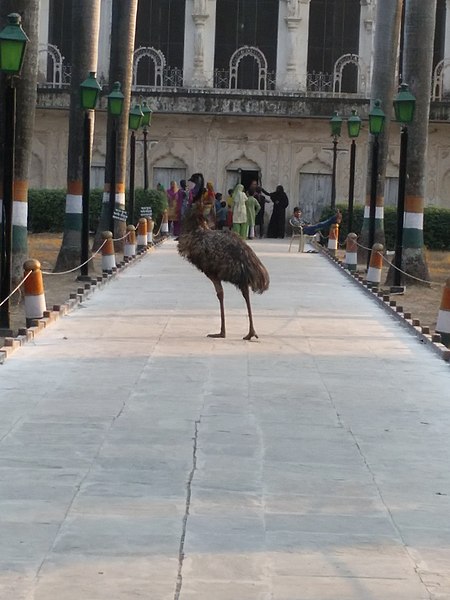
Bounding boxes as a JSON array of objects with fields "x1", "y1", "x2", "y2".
[
  {"x1": 41, "y1": 239, "x2": 108, "y2": 276},
  {"x1": 353, "y1": 239, "x2": 440, "y2": 286},
  {"x1": 0, "y1": 270, "x2": 32, "y2": 308}
]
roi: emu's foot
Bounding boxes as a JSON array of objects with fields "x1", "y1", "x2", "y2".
[
  {"x1": 243, "y1": 330, "x2": 259, "y2": 341},
  {"x1": 207, "y1": 332, "x2": 226, "y2": 338}
]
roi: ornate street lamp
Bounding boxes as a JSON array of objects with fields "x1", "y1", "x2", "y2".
[
  {"x1": 392, "y1": 83, "x2": 416, "y2": 289},
  {"x1": 106, "y1": 82, "x2": 124, "y2": 231},
  {"x1": 0, "y1": 13, "x2": 29, "y2": 331},
  {"x1": 367, "y1": 99, "x2": 386, "y2": 269},
  {"x1": 140, "y1": 100, "x2": 152, "y2": 190},
  {"x1": 128, "y1": 103, "x2": 144, "y2": 225},
  {"x1": 79, "y1": 72, "x2": 102, "y2": 280},
  {"x1": 329, "y1": 112, "x2": 343, "y2": 209},
  {"x1": 346, "y1": 109, "x2": 361, "y2": 234}
]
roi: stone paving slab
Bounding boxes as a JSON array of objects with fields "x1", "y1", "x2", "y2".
[{"x1": 0, "y1": 239, "x2": 449, "y2": 599}]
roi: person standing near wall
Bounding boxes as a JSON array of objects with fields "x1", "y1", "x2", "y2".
[
  {"x1": 231, "y1": 184, "x2": 248, "y2": 239},
  {"x1": 263, "y1": 185, "x2": 289, "y2": 238},
  {"x1": 246, "y1": 188, "x2": 261, "y2": 239}
]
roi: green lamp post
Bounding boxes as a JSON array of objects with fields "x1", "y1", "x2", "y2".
[
  {"x1": 366, "y1": 99, "x2": 386, "y2": 269},
  {"x1": 0, "y1": 13, "x2": 29, "y2": 331},
  {"x1": 141, "y1": 101, "x2": 153, "y2": 190},
  {"x1": 128, "y1": 104, "x2": 144, "y2": 225},
  {"x1": 346, "y1": 109, "x2": 361, "y2": 234},
  {"x1": 329, "y1": 112, "x2": 343, "y2": 209},
  {"x1": 79, "y1": 72, "x2": 102, "y2": 280},
  {"x1": 392, "y1": 83, "x2": 416, "y2": 289},
  {"x1": 107, "y1": 82, "x2": 125, "y2": 231}
]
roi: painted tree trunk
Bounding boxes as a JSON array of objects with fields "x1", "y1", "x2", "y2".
[
  {"x1": 0, "y1": 1, "x2": 39, "y2": 284},
  {"x1": 94, "y1": 0, "x2": 138, "y2": 251},
  {"x1": 55, "y1": 0, "x2": 101, "y2": 272},
  {"x1": 400, "y1": 0, "x2": 436, "y2": 282},
  {"x1": 360, "y1": 0, "x2": 403, "y2": 257}
]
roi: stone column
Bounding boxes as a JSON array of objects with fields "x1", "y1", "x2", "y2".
[
  {"x1": 359, "y1": 0, "x2": 374, "y2": 91},
  {"x1": 443, "y1": 0, "x2": 450, "y2": 96},
  {"x1": 276, "y1": 0, "x2": 310, "y2": 91},
  {"x1": 97, "y1": 0, "x2": 113, "y2": 83},
  {"x1": 184, "y1": 0, "x2": 217, "y2": 88},
  {"x1": 38, "y1": 0, "x2": 50, "y2": 81}
]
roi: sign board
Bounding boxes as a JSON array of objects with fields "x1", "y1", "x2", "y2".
[
  {"x1": 113, "y1": 208, "x2": 128, "y2": 222},
  {"x1": 140, "y1": 206, "x2": 153, "y2": 218}
]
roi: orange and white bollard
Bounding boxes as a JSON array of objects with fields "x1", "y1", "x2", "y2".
[
  {"x1": 366, "y1": 243, "x2": 384, "y2": 286},
  {"x1": 161, "y1": 209, "x2": 169, "y2": 236},
  {"x1": 137, "y1": 218, "x2": 148, "y2": 250},
  {"x1": 328, "y1": 223, "x2": 339, "y2": 256},
  {"x1": 101, "y1": 231, "x2": 116, "y2": 272},
  {"x1": 436, "y1": 278, "x2": 450, "y2": 346},
  {"x1": 146, "y1": 217, "x2": 154, "y2": 245},
  {"x1": 124, "y1": 225, "x2": 136, "y2": 259},
  {"x1": 23, "y1": 259, "x2": 46, "y2": 327},
  {"x1": 344, "y1": 233, "x2": 358, "y2": 271}
]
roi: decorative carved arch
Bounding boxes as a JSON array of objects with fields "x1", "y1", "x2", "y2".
[
  {"x1": 38, "y1": 43, "x2": 65, "y2": 87},
  {"x1": 333, "y1": 53, "x2": 367, "y2": 96},
  {"x1": 432, "y1": 59, "x2": 450, "y2": 101},
  {"x1": 229, "y1": 46, "x2": 268, "y2": 91},
  {"x1": 300, "y1": 156, "x2": 333, "y2": 174},
  {"x1": 226, "y1": 154, "x2": 261, "y2": 172},
  {"x1": 133, "y1": 46, "x2": 166, "y2": 88}
]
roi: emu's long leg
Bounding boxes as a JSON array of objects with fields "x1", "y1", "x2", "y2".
[
  {"x1": 241, "y1": 285, "x2": 258, "y2": 340},
  {"x1": 207, "y1": 277, "x2": 226, "y2": 338}
]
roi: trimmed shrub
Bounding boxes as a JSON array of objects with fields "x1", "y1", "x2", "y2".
[
  {"x1": 320, "y1": 204, "x2": 450, "y2": 251},
  {"x1": 28, "y1": 188, "x2": 168, "y2": 233}
]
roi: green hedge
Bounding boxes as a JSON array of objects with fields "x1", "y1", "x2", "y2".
[
  {"x1": 28, "y1": 188, "x2": 167, "y2": 233},
  {"x1": 320, "y1": 204, "x2": 450, "y2": 251}
]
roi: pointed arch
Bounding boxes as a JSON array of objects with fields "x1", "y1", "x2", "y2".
[
  {"x1": 133, "y1": 46, "x2": 166, "y2": 88},
  {"x1": 229, "y1": 46, "x2": 268, "y2": 90},
  {"x1": 38, "y1": 43, "x2": 66, "y2": 88},
  {"x1": 333, "y1": 53, "x2": 368, "y2": 97}
]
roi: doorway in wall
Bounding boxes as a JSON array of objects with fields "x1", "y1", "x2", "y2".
[
  {"x1": 299, "y1": 173, "x2": 332, "y2": 223},
  {"x1": 240, "y1": 170, "x2": 260, "y2": 192}
]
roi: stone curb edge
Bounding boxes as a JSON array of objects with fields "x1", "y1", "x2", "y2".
[
  {"x1": 317, "y1": 245, "x2": 450, "y2": 364},
  {"x1": 0, "y1": 238, "x2": 166, "y2": 365}
]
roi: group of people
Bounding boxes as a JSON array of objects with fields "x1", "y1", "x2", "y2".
[{"x1": 162, "y1": 177, "x2": 290, "y2": 240}]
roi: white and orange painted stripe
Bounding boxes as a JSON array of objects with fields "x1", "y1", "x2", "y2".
[
  {"x1": 366, "y1": 243, "x2": 384, "y2": 285},
  {"x1": 102, "y1": 183, "x2": 126, "y2": 209},
  {"x1": 23, "y1": 259, "x2": 46, "y2": 327},
  {"x1": 161, "y1": 209, "x2": 169, "y2": 236},
  {"x1": 124, "y1": 225, "x2": 136, "y2": 259},
  {"x1": 344, "y1": 233, "x2": 358, "y2": 271},
  {"x1": 146, "y1": 217, "x2": 154, "y2": 244},
  {"x1": 137, "y1": 218, "x2": 148, "y2": 249},
  {"x1": 327, "y1": 223, "x2": 339, "y2": 256},
  {"x1": 101, "y1": 231, "x2": 116, "y2": 272},
  {"x1": 436, "y1": 277, "x2": 450, "y2": 346}
]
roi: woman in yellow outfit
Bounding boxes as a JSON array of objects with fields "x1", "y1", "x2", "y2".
[{"x1": 231, "y1": 184, "x2": 248, "y2": 239}]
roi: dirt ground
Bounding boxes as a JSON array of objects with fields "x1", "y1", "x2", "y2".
[
  {"x1": 2, "y1": 234, "x2": 449, "y2": 346},
  {"x1": 3, "y1": 234, "x2": 103, "y2": 344},
  {"x1": 336, "y1": 247, "x2": 449, "y2": 332}
]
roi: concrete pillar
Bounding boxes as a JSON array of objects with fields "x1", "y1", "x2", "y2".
[
  {"x1": 98, "y1": 0, "x2": 112, "y2": 83},
  {"x1": 184, "y1": 0, "x2": 217, "y2": 88},
  {"x1": 359, "y1": 0, "x2": 375, "y2": 91},
  {"x1": 38, "y1": 0, "x2": 50, "y2": 81},
  {"x1": 277, "y1": 0, "x2": 311, "y2": 91}
]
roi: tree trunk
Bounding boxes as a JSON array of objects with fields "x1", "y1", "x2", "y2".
[
  {"x1": 94, "y1": 0, "x2": 138, "y2": 251},
  {"x1": 55, "y1": 0, "x2": 101, "y2": 272},
  {"x1": 360, "y1": 0, "x2": 403, "y2": 260},
  {"x1": 0, "y1": 1, "x2": 39, "y2": 284},
  {"x1": 399, "y1": 0, "x2": 436, "y2": 282}
]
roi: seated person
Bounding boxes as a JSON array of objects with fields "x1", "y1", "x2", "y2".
[{"x1": 290, "y1": 208, "x2": 342, "y2": 235}]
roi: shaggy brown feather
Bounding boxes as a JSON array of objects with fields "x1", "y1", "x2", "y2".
[{"x1": 178, "y1": 208, "x2": 270, "y2": 293}]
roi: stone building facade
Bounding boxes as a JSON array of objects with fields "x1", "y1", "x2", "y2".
[{"x1": 35, "y1": 0, "x2": 450, "y2": 221}]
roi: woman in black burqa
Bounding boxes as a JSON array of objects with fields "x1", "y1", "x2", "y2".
[{"x1": 262, "y1": 185, "x2": 289, "y2": 238}]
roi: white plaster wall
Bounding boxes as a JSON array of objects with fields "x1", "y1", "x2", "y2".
[
  {"x1": 37, "y1": 0, "x2": 50, "y2": 81},
  {"x1": 97, "y1": 0, "x2": 112, "y2": 82},
  {"x1": 31, "y1": 108, "x2": 450, "y2": 212}
]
